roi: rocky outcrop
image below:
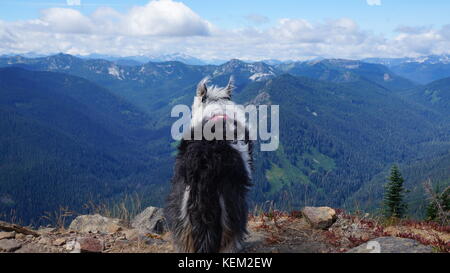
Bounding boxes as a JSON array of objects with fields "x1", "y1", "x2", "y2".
[
  {"x1": 0, "y1": 231, "x2": 15, "y2": 240},
  {"x1": 131, "y1": 207, "x2": 166, "y2": 235},
  {"x1": 346, "y1": 237, "x2": 434, "y2": 253},
  {"x1": 69, "y1": 214, "x2": 127, "y2": 234},
  {"x1": 302, "y1": 207, "x2": 337, "y2": 230},
  {"x1": 0, "y1": 207, "x2": 447, "y2": 253},
  {"x1": 0, "y1": 239, "x2": 22, "y2": 252},
  {"x1": 0, "y1": 221, "x2": 39, "y2": 236}
]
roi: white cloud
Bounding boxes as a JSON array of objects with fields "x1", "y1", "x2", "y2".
[
  {"x1": 123, "y1": 0, "x2": 211, "y2": 36},
  {"x1": 1, "y1": 0, "x2": 450, "y2": 60},
  {"x1": 21, "y1": 0, "x2": 211, "y2": 37},
  {"x1": 366, "y1": 0, "x2": 382, "y2": 6},
  {"x1": 41, "y1": 8, "x2": 93, "y2": 34},
  {"x1": 269, "y1": 18, "x2": 364, "y2": 44}
]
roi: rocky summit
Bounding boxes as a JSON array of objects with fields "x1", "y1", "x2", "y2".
[{"x1": 0, "y1": 207, "x2": 446, "y2": 253}]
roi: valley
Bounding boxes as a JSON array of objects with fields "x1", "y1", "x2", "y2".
[{"x1": 0, "y1": 54, "x2": 449, "y2": 225}]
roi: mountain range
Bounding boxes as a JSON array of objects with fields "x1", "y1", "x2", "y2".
[
  {"x1": 0, "y1": 53, "x2": 449, "y2": 225},
  {"x1": 364, "y1": 55, "x2": 450, "y2": 84}
]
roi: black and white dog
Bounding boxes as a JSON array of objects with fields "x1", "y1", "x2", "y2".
[{"x1": 165, "y1": 77, "x2": 253, "y2": 253}]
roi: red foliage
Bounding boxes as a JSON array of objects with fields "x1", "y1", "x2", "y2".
[
  {"x1": 251, "y1": 208, "x2": 450, "y2": 253},
  {"x1": 289, "y1": 210, "x2": 303, "y2": 218},
  {"x1": 334, "y1": 208, "x2": 346, "y2": 216},
  {"x1": 323, "y1": 230, "x2": 342, "y2": 247},
  {"x1": 348, "y1": 235, "x2": 377, "y2": 248},
  {"x1": 400, "y1": 219, "x2": 450, "y2": 233},
  {"x1": 396, "y1": 232, "x2": 450, "y2": 253}
]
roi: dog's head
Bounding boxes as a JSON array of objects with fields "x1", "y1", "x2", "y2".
[
  {"x1": 191, "y1": 76, "x2": 236, "y2": 124},
  {"x1": 191, "y1": 77, "x2": 248, "y2": 141}
]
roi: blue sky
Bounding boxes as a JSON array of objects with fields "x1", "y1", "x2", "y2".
[
  {"x1": 2, "y1": 0, "x2": 449, "y2": 33},
  {"x1": 1, "y1": 0, "x2": 450, "y2": 60},
  {"x1": 187, "y1": 0, "x2": 450, "y2": 36}
]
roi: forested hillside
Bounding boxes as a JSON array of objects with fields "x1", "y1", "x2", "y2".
[
  {"x1": 0, "y1": 68, "x2": 171, "y2": 225},
  {"x1": 348, "y1": 151, "x2": 450, "y2": 218},
  {"x1": 406, "y1": 77, "x2": 450, "y2": 115},
  {"x1": 0, "y1": 55, "x2": 449, "y2": 225},
  {"x1": 234, "y1": 75, "x2": 449, "y2": 209}
]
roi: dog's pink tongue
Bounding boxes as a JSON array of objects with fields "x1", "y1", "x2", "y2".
[{"x1": 211, "y1": 114, "x2": 228, "y2": 121}]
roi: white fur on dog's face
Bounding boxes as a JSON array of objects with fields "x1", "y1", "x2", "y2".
[{"x1": 191, "y1": 77, "x2": 245, "y2": 128}]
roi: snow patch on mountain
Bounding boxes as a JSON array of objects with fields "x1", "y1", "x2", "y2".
[
  {"x1": 108, "y1": 66, "x2": 124, "y2": 80},
  {"x1": 249, "y1": 72, "x2": 275, "y2": 81}
]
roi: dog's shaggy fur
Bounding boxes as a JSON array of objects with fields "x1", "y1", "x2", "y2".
[{"x1": 164, "y1": 77, "x2": 253, "y2": 253}]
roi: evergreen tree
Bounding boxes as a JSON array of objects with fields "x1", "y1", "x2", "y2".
[
  {"x1": 383, "y1": 165, "x2": 407, "y2": 218},
  {"x1": 425, "y1": 186, "x2": 450, "y2": 224}
]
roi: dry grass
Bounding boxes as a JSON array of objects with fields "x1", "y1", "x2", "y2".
[
  {"x1": 0, "y1": 208, "x2": 23, "y2": 226},
  {"x1": 41, "y1": 206, "x2": 76, "y2": 230},
  {"x1": 82, "y1": 193, "x2": 143, "y2": 224}
]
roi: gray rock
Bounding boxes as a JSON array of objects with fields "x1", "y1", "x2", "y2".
[
  {"x1": 346, "y1": 237, "x2": 434, "y2": 253},
  {"x1": 302, "y1": 206, "x2": 337, "y2": 230},
  {"x1": 69, "y1": 214, "x2": 126, "y2": 234},
  {"x1": 132, "y1": 207, "x2": 166, "y2": 235},
  {"x1": 0, "y1": 231, "x2": 15, "y2": 240},
  {"x1": 15, "y1": 243, "x2": 50, "y2": 253},
  {"x1": 0, "y1": 239, "x2": 22, "y2": 252},
  {"x1": 38, "y1": 237, "x2": 52, "y2": 245}
]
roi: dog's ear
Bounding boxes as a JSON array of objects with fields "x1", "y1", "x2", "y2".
[
  {"x1": 226, "y1": 76, "x2": 235, "y2": 97},
  {"x1": 197, "y1": 77, "x2": 209, "y2": 97}
]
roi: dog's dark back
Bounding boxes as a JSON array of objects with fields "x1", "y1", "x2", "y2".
[{"x1": 165, "y1": 131, "x2": 252, "y2": 253}]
